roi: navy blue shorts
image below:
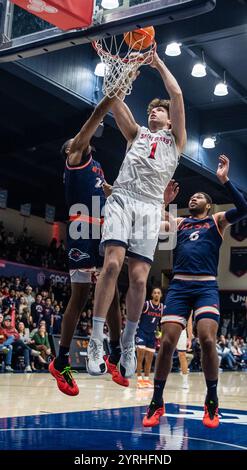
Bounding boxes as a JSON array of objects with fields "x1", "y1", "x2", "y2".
[
  {"x1": 162, "y1": 280, "x2": 220, "y2": 327},
  {"x1": 135, "y1": 328, "x2": 156, "y2": 350}
]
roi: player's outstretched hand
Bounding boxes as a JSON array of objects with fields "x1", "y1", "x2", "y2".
[
  {"x1": 150, "y1": 51, "x2": 163, "y2": 69},
  {"x1": 217, "y1": 155, "x2": 230, "y2": 184},
  {"x1": 164, "y1": 179, "x2": 179, "y2": 206},
  {"x1": 102, "y1": 181, "x2": 113, "y2": 198}
]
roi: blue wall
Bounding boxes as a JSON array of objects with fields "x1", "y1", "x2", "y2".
[{"x1": 200, "y1": 138, "x2": 247, "y2": 190}]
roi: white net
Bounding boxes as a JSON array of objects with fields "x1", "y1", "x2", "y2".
[{"x1": 93, "y1": 30, "x2": 156, "y2": 99}]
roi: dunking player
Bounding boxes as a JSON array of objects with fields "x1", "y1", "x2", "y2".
[
  {"x1": 143, "y1": 155, "x2": 247, "y2": 428},
  {"x1": 49, "y1": 94, "x2": 129, "y2": 395},
  {"x1": 87, "y1": 51, "x2": 186, "y2": 379},
  {"x1": 136, "y1": 287, "x2": 163, "y2": 388}
]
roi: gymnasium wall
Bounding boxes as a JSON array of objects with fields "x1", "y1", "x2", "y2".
[
  {"x1": 214, "y1": 204, "x2": 247, "y2": 291},
  {"x1": 200, "y1": 140, "x2": 247, "y2": 191}
]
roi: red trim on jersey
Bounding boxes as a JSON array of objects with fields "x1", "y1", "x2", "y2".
[
  {"x1": 66, "y1": 156, "x2": 92, "y2": 170},
  {"x1": 177, "y1": 218, "x2": 185, "y2": 229},
  {"x1": 144, "y1": 301, "x2": 163, "y2": 317},
  {"x1": 92, "y1": 166, "x2": 104, "y2": 177},
  {"x1": 212, "y1": 214, "x2": 224, "y2": 240}
]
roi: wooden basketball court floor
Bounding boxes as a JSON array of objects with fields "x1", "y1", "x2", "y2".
[{"x1": 1, "y1": 370, "x2": 247, "y2": 451}]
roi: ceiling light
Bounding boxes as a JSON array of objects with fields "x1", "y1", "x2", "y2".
[
  {"x1": 191, "y1": 51, "x2": 207, "y2": 77},
  {"x1": 202, "y1": 137, "x2": 216, "y2": 149},
  {"x1": 214, "y1": 71, "x2": 228, "y2": 96},
  {"x1": 214, "y1": 82, "x2": 228, "y2": 96},
  {"x1": 101, "y1": 0, "x2": 119, "y2": 9},
  {"x1": 192, "y1": 62, "x2": 206, "y2": 77},
  {"x1": 94, "y1": 62, "x2": 106, "y2": 77},
  {"x1": 165, "y1": 42, "x2": 181, "y2": 56}
]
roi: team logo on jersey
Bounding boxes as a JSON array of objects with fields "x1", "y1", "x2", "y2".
[
  {"x1": 189, "y1": 231, "x2": 200, "y2": 241},
  {"x1": 68, "y1": 248, "x2": 90, "y2": 262}
]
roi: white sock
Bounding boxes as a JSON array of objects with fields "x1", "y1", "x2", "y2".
[
  {"x1": 122, "y1": 319, "x2": 139, "y2": 345},
  {"x1": 92, "y1": 316, "x2": 105, "y2": 342}
]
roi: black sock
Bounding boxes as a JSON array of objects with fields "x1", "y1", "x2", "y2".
[
  {"x1": 54, "y1": 346, "x2": 70, "y2": 371},
  {"x1": 109, "y1": 340, "x2": 121, "y2": 365},
  {"x1": 205, "y1": 379, "x2": 218, "y2": 404},
  {"x1": 151, "y1": 379, "x2": 166, "y2": 406}
]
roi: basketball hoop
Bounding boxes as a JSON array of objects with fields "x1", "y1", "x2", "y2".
[{"x1": 92, "y1": 28, "x2": 156, "y2": 99}]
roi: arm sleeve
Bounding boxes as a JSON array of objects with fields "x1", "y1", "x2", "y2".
[{"x1": 224, "y1": 180, "x2": 247, "y2": 224}]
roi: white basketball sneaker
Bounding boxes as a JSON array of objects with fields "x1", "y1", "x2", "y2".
[
  {"x1": 87, "y1": 337, "x2": 107, "y2": 376},
  {"x1": 119, "y1": 335, "x2": 137, "y2": 378}
]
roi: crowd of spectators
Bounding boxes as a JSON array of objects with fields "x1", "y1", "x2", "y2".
[
  {"x1": 0, "y1": 273, "x2": 247, "y2": 375},
  {"x1": 189, "y1": 334, "x2": 247, "y2": 372},
  {"x1": 0, "y1": 222, "x2": 67, "y2": 271},
  {"x1": 0, "y1": 275, "x2": 69, "y2": 372},
  {"x1": 0, "y1": 275, "x2": 128, "y2": 372}
]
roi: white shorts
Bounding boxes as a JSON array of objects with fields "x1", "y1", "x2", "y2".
[
  {"x1": 69, "y1": 268, "x2": 100, "y2": 284},
  {"x1": 176, "y1": 329, "x2": 187, "y2": 351},
  {"x1": 101, "y1": 189, "x2": 162, "y2": 264}
]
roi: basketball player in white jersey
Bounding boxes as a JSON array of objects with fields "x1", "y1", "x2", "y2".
[{"x1": 87, "y1": 51, "x2": 186, "y2": 378}]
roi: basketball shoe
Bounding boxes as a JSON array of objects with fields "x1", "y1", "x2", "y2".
[
  {"x1": 49, "y1": 359, "x2": 79, "y2": 396},
  {"x1": 203, "y1": 400, "x2": 219, "y2": 428},
  {"x1": 87, "y1": 337, "x2": 107, "y2": 375},
  {"x1": 105, "y1": 356, "x2": 129, "y2": 387},
  {"x1": 119, "y1": 335, "x2": 137, "y2": 378},
  {"x1": 143, "y1": 378, "x2": 154, "y2": 388},
  {"x1": 143, "y1": 400, "x2": 165, "y2": 427},
  {"x1": 137, "y1": 377, "x2": 146, "y2": 389}
]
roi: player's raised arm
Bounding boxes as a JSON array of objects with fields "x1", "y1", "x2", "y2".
[
  {"x1": 160, "y1": 180, "x2": 180, "y2": 234},
  {"x1": 214, "y1": 155, "x2": 247, "y2": 233},
  {"x1": 110, "y1": 69, "x2": 140, "y2": 143},
  {"x1": 150, "y1": 52, "x2": 186, "y2": 153},
  {"x1": 111, "y1": 100, "x2": 139, "y2": 143},
  {"x1": 69, "y1": 95, "x2": 120, "y2": 161}
]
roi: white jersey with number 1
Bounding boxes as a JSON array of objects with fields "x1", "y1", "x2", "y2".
[{"x1": 113, "y1": 126, "x2": 179, "y2": 203}]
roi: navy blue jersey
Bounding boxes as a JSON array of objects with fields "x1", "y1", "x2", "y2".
[
  {"x1": 138, "y1": 300, "x2": 163, "y2": 334},
  {"x1": 64, "y1": 155, "x2": 105, "y2": 213},
  {"x1": 64, "y1": 155, "x2": 106, "y2": 270},
  {"x1": 173, "y1": 216, "x2": 223, "y2": 276}
]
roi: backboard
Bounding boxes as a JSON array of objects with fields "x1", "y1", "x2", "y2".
[{"x1": 0, "y1": 0, "x2": 216, "y2": 62}]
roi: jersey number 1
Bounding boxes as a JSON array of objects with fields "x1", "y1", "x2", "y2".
[{"x1": 148, "y1": 142, "x2": 158, "y2": 159}]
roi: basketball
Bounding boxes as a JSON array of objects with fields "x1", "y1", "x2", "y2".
[{"x1": 124, "y1": 26, "x2": 155, "y2": 51}]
